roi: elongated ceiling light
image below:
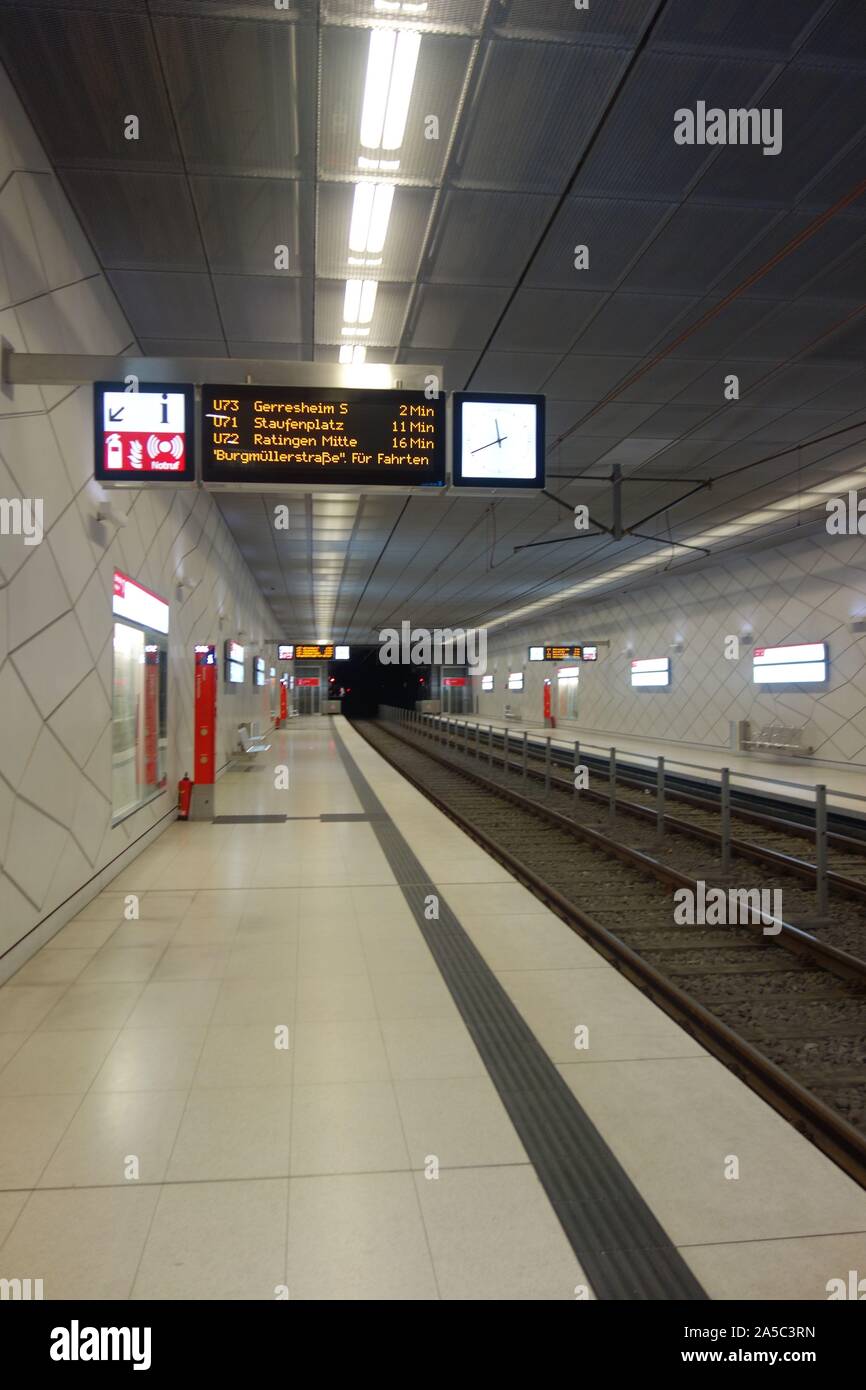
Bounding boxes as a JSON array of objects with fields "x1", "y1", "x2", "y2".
[{"x1": 360, "y1": 28, "x2": 421, "y2": 152}]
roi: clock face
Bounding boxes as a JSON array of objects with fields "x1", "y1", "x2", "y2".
[{"x1": 459, "y1": 400, "x2": 539, "y2": 481}]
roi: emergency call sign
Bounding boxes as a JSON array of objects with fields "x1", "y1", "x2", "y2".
[{"x1": 94, "y1": 382, "x2": 195, "y2": 484}]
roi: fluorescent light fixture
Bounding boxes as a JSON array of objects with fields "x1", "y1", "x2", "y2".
[
  {"x1": 349, "y1": 181, "x2": 394, "y2": 254},
  {"x1": 340, "y1": 327, "x2": 369, "y2": 337},
  {"x1": 528, "y1": 646, "x2": 544, "y2": 661},
  {"x1": 339, "y1": 345, "x2": 367, "y2": 364},
  {"x1": 753, "y1": 643, "x2": 827, "y2": 685},
  {"x1": 342, "y1": 278, "x2": 377, "y2": 325},
  {"x1": 360, "y1": 29, "x2": 421, "y2": 152},
  {"x1": 358, "y1": 156, "x2": 401, "y2": 172},
  {"x1": 631, "y1": 657, "x2": 670, "y2": 689}
]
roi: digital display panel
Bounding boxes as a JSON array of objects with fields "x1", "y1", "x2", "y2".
[
  {"x1": 95, "y1": 383, "x2": 194, "y2": 484},
  {"x1": 278, "y1": 645, "x2": 294, "y2": 661},
  {"x1": 453, "y1": 393, "x2": 545, "y2": 489},
  {"x1": 753, "y1": 643, "x2": 827, "y2": 685},
  {"x1": 528, "y1": 644, "x2": 598, "y2": 662},
  {"x1": 295, "y1": 644, "x2": 334, "y2": 660},
  {"x1": 201, "y1": 386, "x2": 446, "y2": 488},
  {"x1": 631, "y1": 657, "x2": 670, "y2": 689},
  {"x1": 225, "y1": 640, "x2": 245, "y2": 685}
]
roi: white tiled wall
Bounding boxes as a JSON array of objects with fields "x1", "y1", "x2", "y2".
[
  {"x1": 0, "y1": 65, "x2": 276, "y2": 968},
  {"x1": 475, "y1": 532, "x2": 866, "y2": 766}
]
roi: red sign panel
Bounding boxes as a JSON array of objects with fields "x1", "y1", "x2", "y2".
[
  {"x1": 296, "y1": 677, "x2": 320, "y2": 687},
  {"x1": 95, "y1": 383, "x2": 195, "y2": 484},
  {"x1": 442, "y1": 677, "x2": 467, "y2": 686},
  {"x1": 194, "y1": 645, "x2": 217, "y2": 786}
]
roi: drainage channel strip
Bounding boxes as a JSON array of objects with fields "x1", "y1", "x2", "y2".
[
  {"x1": 334, "y1": 722, "x2": 707, "y2": 1300},
  {"x1": 356, "y1": 720, "x2": 866, "y2": 1190}
]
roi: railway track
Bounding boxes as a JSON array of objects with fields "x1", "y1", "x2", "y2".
[
  {"x1": 421, "y1": 717, "x2": 866, "y2": 959},
  {"x1": 353, "y1": 717, "x2": 866, "y2": 1189}
]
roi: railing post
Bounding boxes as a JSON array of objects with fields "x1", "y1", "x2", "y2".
[
  {"x1": 815, "y1": 784, "x2": 828, "y2": 915},
  {"x1": 720, "y1": 768, "x2": 731, "y2": 873},
  {"x1": 522, "y1": 731, "x2": 528, "y2": 784},
  {"x1": 656, "y1": 756, "x2": 665, "y2": 837},
  {"x1": 544, "y1": 736, "x2": 551, "y2": 795},
  {"x1": 488, "y1": 724, "x2": 493, "y2": 766},
  {"x1": 573, "y1": 739, "x2": 580, "y2": 808},
  {"x1": 609, "y1": 747, "x2": 616, "y2": 821},
  {"x1": 475, "y1": 720, "x2": 480, "y2": 760},
  {"x1": 503, "y1": 728, "x2": 509, "y2": 776}
]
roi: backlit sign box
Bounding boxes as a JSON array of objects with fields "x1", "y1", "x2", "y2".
[
  {"x1": 507, "y1": 672, "x2": 524, "y2": 691},
  {"x1": 95, "y1": 383, "x2": 195, "y2": 485},
  {"x1": 631, "y1": 657, "x2": 670, "y2": 689},
  {"x1": 481, "y1": 674, "x2": 494, "y2": 691},
  {"x1": 253, "y1": 657, "x2": 266, "y2": 687},
  {"x1": 278, "y1": 645, "x2": 294, "y2": 660},
  {"x1": 201, "y1": 385, "x2": 446, "y2": 489},
  {"x1": 112, "y1": 571, "x2": 169, "y2": 634},
  {"x1": 753, "y1": 643, "x2": 828, "y2": 685},
  {"x1": 225, "y1": 640, "x2": 245, "y2": 685}
]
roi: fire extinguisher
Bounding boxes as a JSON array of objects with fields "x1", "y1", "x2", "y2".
[{"x1": 177, "y1": 773, "x2": 193, "y2": 820}]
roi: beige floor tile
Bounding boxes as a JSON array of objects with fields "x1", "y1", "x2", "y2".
[
  {"x1": 108, "y1": 920, "x2": 180, "y2": 949},
  {"x1": 415, "y1": 1165, "x2": 588, "y2": 1300},
  {"x1": 125, "y1": 981, "x2": 220, "y2": 1029},
  {"x1": 297, "y1": 930, "x2": 367, "y2": 978},
  {"x1": 131, "y1": 1179, "x2": 288, "y2": 1300},
  {"x1": 296, "y1": 974, "x2": 377, "y2": 1023},
  {"x1": 185, "y1": 890, "x2": 251, "y2": 918},
  {"x1": 291, "y1": 1081, "x2": 409, "y2": 1176},
  {"x1": 527, "y1": 1004, "x2": 706, "y2": 1065},
  {"x1": 558, "y1": 1056, "x2": 866, "y2": 1246},
  {"x1": 37, "y1": 982, "x2": 144, "y2": 1032},
  {"x1": 381, "y1": 1017, "x2": 487, "y2": 1080},
  {"x1": 49, "y1": 919, "x2": 120, "y2": 950},
  {"x1": 11, "y1": 949, "x2": 96, "y2": 986},
  {"x1": 211, "y1": 977, "x2": 296, "y2": 1027},
  {"x1": 193, "y1": 1026, "x2": 293, "y2": 1089},
  {"x1": 0, "y1": 1094, "x2": 80, "y2": 1188},
  {"x1": 466, "y1": 916, "x2": 607, "y2": 971},
  {"x1": 286, "y1": 1172, "x2": 438, "y2": 1300},
  {"x1": 395, "y1": 1076, "x2": 528, "y2": 1170},
  {"x1": 152, "y1": 946, "x2": 230, "y2": 981},
  {"x1": 0, "y1": 1033, "x2": 26, "y2": 1068},
  {"x1": 371, "y1": 972, "x2": 459, "y2": 1021},
  {"x1": 496, "y1": 967, "x2": 624, "y2": 1015},
  {"x1": 223, "y1": 943, "x2": 297, "y2": 980},
  {"x1": 0, "y1": 1029, "x2": 118, "y2": 1095},
  {"x1": 0, "y1": 1186, "x2": 160, "y2": 1299},
  {"x1": 92, "y1": 1027, "x2": 207, "y2": 1092},
  {"x1": 39, "y1": 1090, "x2": 187, "y2": 1188},
  {"x1": 79, "y1": 947, "x2": 163, "y2": 984},
  {"x1": 0, "y1": 985, "x2": 65, "y2": 1034},
  {"x1": 70, "y1": 893, "x2": 129, "y2": 921},
  {"x1": 171, "y1": 918, "x2": 239, "y2": 946},
  {"x1": 683, "y1": 1231, "x2": 866, "y2": 1300},
  {"x1": 361, "y1": 922, "x2": 439, "y2": 978},
  {"x1": 166, "y1": 1087, "x2": 292, "y2": 1181},
  {"x1": 291, "y1": 1019, "x2": 391, "y2": 1085},
  {"x1": 0, "y1": 1191, "x2": 27, "y2": 1245},
  {"x1": 137, "y1": 892, "x2": 195, "y2": 919}
]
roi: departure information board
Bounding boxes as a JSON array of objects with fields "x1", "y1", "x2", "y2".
[
  {"x1": 201, "y1": 385, "x2": 446, "y2": 488},
  {"x1": 528, "y1": 645, "x2": 598, "y2": 662}
]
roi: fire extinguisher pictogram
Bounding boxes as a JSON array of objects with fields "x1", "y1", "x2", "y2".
[{"x1": 177, "y1": 773, "x2": 193, "y2": 820}]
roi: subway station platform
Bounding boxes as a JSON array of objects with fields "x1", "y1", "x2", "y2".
[{"x1": 0, "y1": 717, "x2": 863, "y2": 1301}]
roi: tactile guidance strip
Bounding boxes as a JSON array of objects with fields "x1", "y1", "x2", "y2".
[{"x1": 336, "y1": 724, "x2": 707, "y2": 1301}]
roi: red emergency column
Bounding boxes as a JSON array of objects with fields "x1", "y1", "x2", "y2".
[
  {"x1": 279, "y1": 676, "x2": 288, "y2": 726},
  {"x1": 543, "y1": 678, "x2": 553, "y2": 727},
  {"x1": 192, "y1": 645, "x2": 217, "y2": 819}
]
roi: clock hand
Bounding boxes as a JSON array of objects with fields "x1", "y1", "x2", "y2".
[{"x1": 470, "y1": 435, "x2": 509, "y2": 454}]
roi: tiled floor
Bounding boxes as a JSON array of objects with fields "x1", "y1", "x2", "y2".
[{"x1": 0, "y1": 716, "x2": 863, "y2": 1300}]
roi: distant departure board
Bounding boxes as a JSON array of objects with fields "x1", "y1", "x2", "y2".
[{"x1": 201, "y1": 385, "x2": 446, "y2": 488}]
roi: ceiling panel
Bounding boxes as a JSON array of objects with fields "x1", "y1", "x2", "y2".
[
  {"x1": 424, "y1": 189, "x2": 556, "y2": 285},
  {"x1": 61, "y1": 170, "x2": 205, "y2": 271},
  {"x1": 321, "y1": 0, "x2": 485, "y2": 37},
  {"x1": 107, "y1": 269, "x2": 223, "y2": 339},
  {"x1": 409, "y1": 283, "x2": 511, "y2": 350},
  {"x1": 453, "y1": 41, "x2": 629, "y2": 194},
  {"x1": 492, "y1": 288, "x2": 606, "y2": 354},
  {"x1": 527, "y1": 196, "x2": 674, "y2": 291},
  {"x1": 153, "y1": 14, "x2": 317, "y2": 177},
  {"x1": 0, "y1": 8, "x2": 182, "y2": 170},
  {"x1": 317, "y1": 183, "x2": 434, "y2": 281},
  {"x1": 650, "y1": 0, "x2": 823, "y2": 57},
  {"x1": 315, "y1": 278, "x2": 412, "y2": 345},
  {"x1": 192, "y1": 177, "x2": 313, "y2": 277},
  {"x1": 214, "y1": 275, "x2": 304, "y2": 341},
  {"x1": 494, "y1": 0, "x2": 654, "y2": 47}
]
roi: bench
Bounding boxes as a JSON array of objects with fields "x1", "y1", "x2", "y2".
[
  {"x1": 745, "y1": 722, "x2": 813, "y2": 756},
  {"x1": 234, "y1": 723, "x2": 271, "y2": 767}
]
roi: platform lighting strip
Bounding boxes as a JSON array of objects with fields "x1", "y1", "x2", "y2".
[
  {"x1": 339, "y1": 25, "x2": 422, "y2": 365},
  {"x1": 485, "y1": 466, "x2": 866, "y2": 635}
]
